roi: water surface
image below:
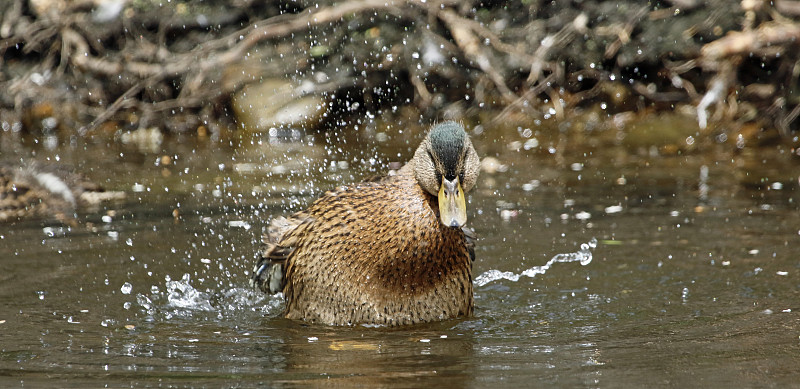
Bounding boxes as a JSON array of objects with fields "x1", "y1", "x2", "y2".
[{"x1": 1, "y1": 121, "x2": 799, "y2": 387}]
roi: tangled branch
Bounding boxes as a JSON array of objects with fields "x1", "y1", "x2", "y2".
[{"x1": 1, "y1": 0, "x2": 799, "y2": 138}]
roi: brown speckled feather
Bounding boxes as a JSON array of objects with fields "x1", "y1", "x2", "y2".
[{"x1": 256, "y1": 173, "x2": 473, "y2": 326}]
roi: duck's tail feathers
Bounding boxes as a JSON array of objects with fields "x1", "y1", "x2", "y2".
[
  {"x1": 250, "y1": 244, "x2": 291, "y2": 294},
  {"x1": 250, "y1": 216, "x2": 306, "y2": 294}
]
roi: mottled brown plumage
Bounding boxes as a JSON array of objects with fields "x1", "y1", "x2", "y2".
[
  {"x1": 251, "y1": 122, "x2": 480, "y2": 326},
  {"x1": 0, "y1": 161, "x2": 125, "y2": 223}
]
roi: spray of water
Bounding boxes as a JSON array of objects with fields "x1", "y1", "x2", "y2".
[
  {"x1": 474, "y1": 238, "x2": 596, "y2": 287},
  {"x1": 135, "y1": 273, "x2": 281, "y2": 320},
  {"x1": 132, "y1": 238, "x2": 596, "y2": 317}
]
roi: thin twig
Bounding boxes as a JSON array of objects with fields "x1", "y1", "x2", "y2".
[
  {"x1": 80, "y1": 80, "x2": 146, "y2": 134},
  {"x1": 438, "y1": 8, "x2": 516, "y2": 103}
]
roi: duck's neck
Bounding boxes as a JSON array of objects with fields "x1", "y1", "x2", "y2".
[
  {"x1": 397, "y1": 160, "x2": 415, "y2": 177},
  {"x1": 398, "y1": 148, "x2": 439, "y2": 197}
]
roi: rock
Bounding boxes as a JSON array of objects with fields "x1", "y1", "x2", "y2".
[{"x1": 231, "y1": 78, "x2": 327, "y2": 132}]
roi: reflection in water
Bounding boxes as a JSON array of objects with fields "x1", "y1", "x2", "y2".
[
  {"x1": 265, "y1": 324, "x2": 476, "y2": 387},
  {"x1": 127, "y1": 263, "x2": 478, "y2": 386}
]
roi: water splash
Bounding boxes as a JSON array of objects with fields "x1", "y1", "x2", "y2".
[
  {"x1": 475, "y1": 238, "x2": 596, "y2": 287},
  {"x1": 135, "y1": 273, "x2": 281, "y2": 319},
  {"x1": 165, "y1": 274, "x2": 214, "y2": 311}
]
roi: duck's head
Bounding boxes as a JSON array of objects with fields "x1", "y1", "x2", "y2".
[{"x1": 411, "y1": 121, "x2": 480, "y2": 228}]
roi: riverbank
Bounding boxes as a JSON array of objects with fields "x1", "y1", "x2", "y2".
[{"x1": 2, "y1": 0, "x2": 800, "y2": 152}]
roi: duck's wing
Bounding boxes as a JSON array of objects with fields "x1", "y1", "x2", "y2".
[{"x1": 250, "y1": 214, "x2": 312, "y2": 294}]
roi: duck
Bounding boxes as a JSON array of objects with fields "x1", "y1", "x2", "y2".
[
  {"x1": 0, "y1": 161, "x2": 125, "y2": 223},
  {"x1": 250, "y1": 121, "x2": 481, "y2": 326}
]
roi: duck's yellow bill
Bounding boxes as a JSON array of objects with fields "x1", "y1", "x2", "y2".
[{"x1": 438, "y1": 177, "x2": 467, "y2": 227}]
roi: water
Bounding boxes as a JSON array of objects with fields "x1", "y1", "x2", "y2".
[{"x1": 1, "y1": 121, "x2": 799, "y2": 387}]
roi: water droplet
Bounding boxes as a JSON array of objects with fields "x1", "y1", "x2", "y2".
[
  {"x1": 120, "y1": 282, "x2": 133, "y2": 295},
  {"x1": 681, "y1": 287, "x2": 689, "y2": 303}
]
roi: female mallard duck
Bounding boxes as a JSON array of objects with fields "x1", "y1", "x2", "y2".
[
  {"x1": 0, "y1": 161, "x2": 125, "y2": 223},
  {"x1": 251, "y1": 121, "x2": 481, "y2": 326}
]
